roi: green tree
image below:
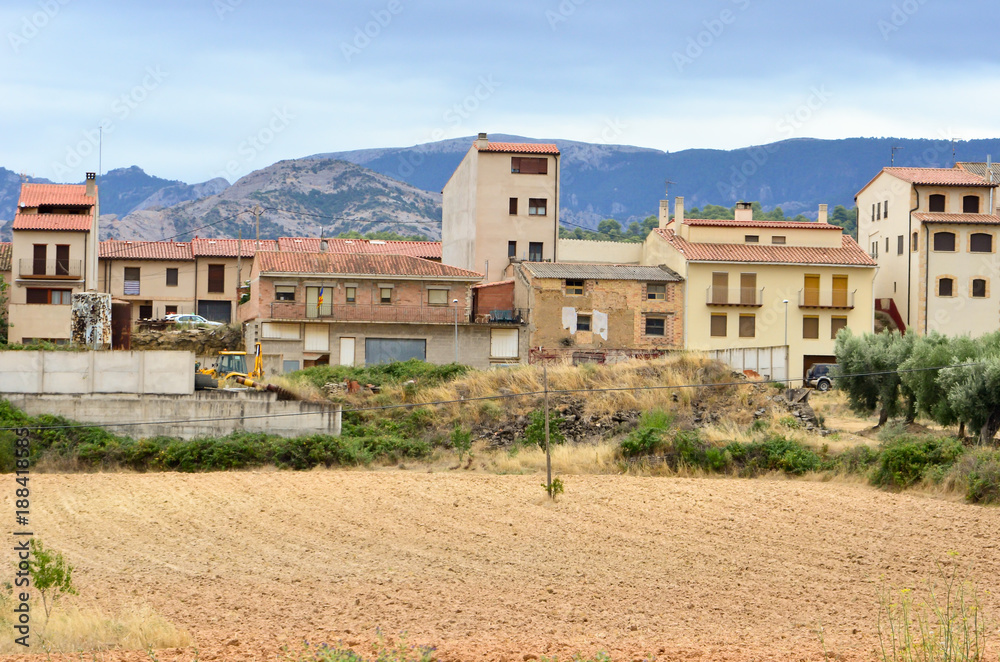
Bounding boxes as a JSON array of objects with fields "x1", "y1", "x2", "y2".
[
  {"x1": 937, "y1": 333, "x2": 1000, "y2": 445},
  {"x1": 900, "y1": 333, "x2": 979, "y2": 435},
  {"x1": 596, "y1": 218, "x2": 623, "y2": 239},
  {"x1": 835, "y1": 329, "x2": 915, "y2": 427},
  {"x1": 28, "y1": 538, "x2": 77, "y2": 622},
  {"x1": 829, "y1": 205, "x2": 858, "y2": 239},
  {"x1": 523, "y1": 409, "x2": 566, "y2": 449}
]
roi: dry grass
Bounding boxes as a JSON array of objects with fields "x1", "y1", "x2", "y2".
[
  {"x1": 0, "y1": 598, "x2": 191, "y2": 653},
  {"x1": 482, "y1": 441, "x2": 622, "y2": 475}
]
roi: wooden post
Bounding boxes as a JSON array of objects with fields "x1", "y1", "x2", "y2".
[{"x1": 544, "y1": 364, "x2": 552, "y2": 497}]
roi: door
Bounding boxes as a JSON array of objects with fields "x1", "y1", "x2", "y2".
[
  {"x1": 339, "y1": 337, "x2": 356, "y2": 366},
  {"x1": 803, "y1": 275, "x2": 820, "y2": 307},
  {"x1": 712, "y1": 272, "x2": 729, "y2": 304},
  {"x1": 304, "y1": 324, "x2": 329, "y2": 352},
  {"x1": 55, "y1": 245, "x2": 70, "y2": 276},
  {"x1": 365, "y1": 338, "x2": 426, "y2": 365},
  {"x1": 197, "y1": 300, "x2": 232, "y2": 323},
  {"x1": 832, "y1": 276, "x2": 848, "y2": 308},
  {"x1": 490, "y1": 328, "x2": 519, "y2": 359},
  {"x1": 33, "y1": 244, "x2": 46, "y2": 275},
  {"x1": 305, "y1": 286, "x2": 320, "y2": 319},
  {"x1": 740, "y1": 273, "x2": 756, "y2": 305}
]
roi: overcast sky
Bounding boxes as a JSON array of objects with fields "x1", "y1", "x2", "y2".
[{"x1": 3, "y1": 0, "x2": 998, "y2": 184}]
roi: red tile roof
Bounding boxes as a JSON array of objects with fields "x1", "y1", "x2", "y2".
[
  {"x1": 883, "y1": 167, "x2": 995, "y2": 187},
  {"x1": 100, "y1": 240, "x2": 194, "y2": 260},
  {"x1": 654, "y1": 229, "x2": 876, "y2": 267},
  {"x1": 913, "y1": 212, "x2": 1000, "y2": 225},
  {"x1": 683, "y1": 218, "x2": 841, "y2": 230},
  {"x1": 472, "y1": 279, "x2": 514, "y2": 290},
  {"x1": 0, "y1": 242, "x2": 11, "y2": 272},
  {"x1": 476, "y1": 141, "x2": 560, "y2": 155},
  {"x1": 256, "y1": 251, "x2": 483, "y2": 279},
  {"x1": 19, "y1": 183, "x2": 96, "y2": 207},
  {"x1": 191, "y1": 238, "x2": 278, "y2": 257},
  {"x1": 277, "y1": 237, "x2": 442, "y2": 259},
  {"x1": 12, "y1": 212, "x2": 93, "y2": 232}
]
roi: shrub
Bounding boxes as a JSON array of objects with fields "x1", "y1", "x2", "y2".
[
  {"x1": 619, "y1": 410, "x2": 674, "y2": 458},
  {"x1": 725, "y1": 435, "x2": 821, "y2": 477},
  {"x1": 522, "y1": 409, "x2": 566, "y2": 449},
  {"x1": 871, "y1": 436, "x2": 965, "y2": 489},
  {"x1": 949, "y1": 449, "x2": 1000, "y2": 505},
  {"x1": 29, "y1": 539, "x2": 77, "y2": 621},
  {"x1": 450, "y1": 425, "x2": 472, "y2": 460}
]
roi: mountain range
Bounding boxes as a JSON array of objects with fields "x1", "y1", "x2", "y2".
[{"x1": 3, "y1": 135, "x2": 999, "y2": 243}]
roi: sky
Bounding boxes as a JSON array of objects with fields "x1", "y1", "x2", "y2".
[{"x1": 2, "y1": 0, "x2": 999, "y2": 185}]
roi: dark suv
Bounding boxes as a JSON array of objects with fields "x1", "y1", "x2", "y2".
[{"x1": 806, "y1": 363, "x2": 837, "y2": 391}]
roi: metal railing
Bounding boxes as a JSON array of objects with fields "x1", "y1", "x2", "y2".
[
  {"x1": 798, "y1": 288, "x2": 855, "y2": 309},
  {"x1": 269, "y1": 302, "x2": 471, "y2": 324},
  {"x1": 19, "y1": 259, "x2": 82, "y2": 279},
  {"x1": 474, "y1": 308, "x2": 529, "y2": 324},
  {"x1": 706, "y1": 287, "x2": 764, "y2": 307}
]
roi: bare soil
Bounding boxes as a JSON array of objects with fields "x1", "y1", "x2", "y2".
[{"x1": 8, "y1": 471, "x2": 1000, "y2": 662}]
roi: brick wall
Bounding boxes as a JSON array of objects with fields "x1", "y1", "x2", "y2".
[{"x1": 473, "y1": 280, "x2": 515, "y2": 316}]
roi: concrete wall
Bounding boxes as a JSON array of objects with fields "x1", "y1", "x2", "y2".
[
  {"x1": 557, "y1": 239, "x2": 643, "y2": 264},
  {"x1": 6, "y1": 390, "x2": 342, "y2": 440},
  {"x1": 0, "y1": 350, "x2": 194, "y2": 395}
]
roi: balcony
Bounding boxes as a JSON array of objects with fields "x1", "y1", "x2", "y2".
[
  {"x1": 269, "y1": 302, "x2": 471, "y2": 324},
  {"x1": 19, "y1": 259, "x2": 83, "y2": 279},
  {"x1": 799, "y1": 288, "x2": 855, "y2": 309},
  {"x1": 474, "y1": 308, "x2": 529, "y2": 324},
  {"x1": 706, "y1": 287, "x2": 764, "y2": 307}
]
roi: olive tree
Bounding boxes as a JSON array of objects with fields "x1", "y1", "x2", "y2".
[{"x1": 835, "y1": 329, "x2": 915, "y2": 427}]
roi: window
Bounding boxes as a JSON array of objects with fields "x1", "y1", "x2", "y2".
[
  {"x1": 739, "y1": 314, "x2": 756, "y2": 338},
  {"x1": 871, "y1": 204, "x2": 876, "y2": 222},
  {"x1": 379, "y1": 287, "x2": 392, "y2": 304},
  {"x1": 744, "y1": 235, "x2": 759, "y2": 243},
  {"x1": 772, "y1": 236, "x2": 786, "y2": 245},
  {"x1": 831, "y1": 316, "x2": 848, "y2": 339},
  {"x1": 275, "y1": 285, "x2": 296, "y2": 301},
  {"x1": 528, "y1": 198, "x2": 547, "y2": 216},
  {"x1": 508, "y1": 241, "x2": 517, "y2": 258},
  {"x1": 345, "y1": 286, "x2": 356, "y2": 303},
  {"x1": 509, "y1": 197, "x2": 517, "y2": 215},
  {"x1": 711, "y1": 272, "x2": 729, "y2": 304},
  {"x1": 938, "y1": 277, "x2": 955, "y2": 297},
  {"x1": 803, "y1": 316, "x2": 819, "y2": 339},
  {"x1": 565, "y1": 279, "x2": 584, "y2": 295},
  {"x1": 972, "y1": 279, "x2": 987, "y2": 298},
  {"x1": 577, "y1": 314, "x2": 592, "y2": 332},
  {"x1": 511, "y1": 157, "x2": 547, "y2": 174},
  {"x1": 32, "y1": 244, "x2": 46, "y2": 275},
  {"x1": 740, "y1": 273, "x2": 757, "y2": 305},
  {"x1": 710, "y1": 314, "x2": 727, "y2": 337},
  {"x1": 897, "y1": 235, "x2": 904, "y2": 255},
  {"x1": 165, "y1": 305, "x2": 178, "y2": 315},
  {"x1": 139, "y1": 304, "x2": 153, "y2": 320},
  {"x1": 490, "y1": 328, "x2": 519, "y2": 359},
  {"x1": 528, "y1": 242, "x2": 543, "y2": 262},
  {"x1": 912, "y1": 232, "x2": 919, "y2": 252},
  {"x1": 963, "y1": 195, "x2": 980, "y2": 213},
  {"x1": 647, "y1": 283, "x2": 666, "y2": 300},
  {"x1": 166, "y1": 268, "x2": 179, "y2": 287},
  {"x1": 207, "y1": 264, "x2": 225, "y2": 293},
  {"x1": 428, "y1": 289, "x2": 448, "y2": 305},
  {"x1": 885, "y1": 237, "x2": 889, "y2": 253},
  {"x1": 877, "y1": 202, "x2": 881, "y2": 220},
  {"x1": 55, "y1": 244, "x2": 69, "y2": 276},
  {"x1": 25, "y1": 288, "x2": 70, "y2": 304},
  {"x1": 262, "y1": 322, "x2": 300, "y2": 340},
  {"x1": 933, "y1": 232, "x2": 956, "y2": 252},
  {"x1": 884, "y1": 200, "x2": 889, "y2": 216},
  {"x1": 970, "y1": 233, "x2": 993, "y2": 253},
  {"x1": 645, "y1": 317, "x2": 665, "y2": 336},
  {"x1": 929, "y1": 194, "x2": 946, "y2": 212},
  {"x1": 124, "y1": 267, "x2": 140, "y2": 295}
]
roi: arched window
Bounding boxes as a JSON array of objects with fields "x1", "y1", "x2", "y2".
[
  {"x1": 970, "y1": 233, "x2": 993, "y2": 253},
  {"x1": 972, "y1": 279, "x2": 987, "y2": 298},
  {"x1": 912, "y1": 232, "x2": 919, "y2": 251},
  {"x1": 938, "y1": 277, "x2": 955, "y2": 297},
  {"x1": 928, "y1": 194, "x2": 946, "y2": 212},
  {"x1": 933, "y1": 231, "x2": 956, "y2": 251},
  {"x1": 963, "y1": 196, "x2": 980, "y2": 213}
]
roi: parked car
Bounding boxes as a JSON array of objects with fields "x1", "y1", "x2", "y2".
[
  {"x1": 805, "y1": 363, "x2": 837, "y2": 391},
  {"x1": 165, "y1": 313, "x2": 223, "y2": 327}
]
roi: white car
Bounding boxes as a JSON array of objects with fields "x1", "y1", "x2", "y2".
[{"x1": 165, "y1": 313, "x2": 223, "y2": 327}]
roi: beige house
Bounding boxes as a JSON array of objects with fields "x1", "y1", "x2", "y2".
[
  {"x1": 644, "y1": 199, "x2": 876, "y2": 381},
  {"x1": 7, "y1": 175, "x2": 99, "y2": 344},
  {"x1": 856, "y1": 166, "x2": 1000, "y2": 336},
  {"x1": 443, "y1": 133, "x2": 560, "y2": 282}
]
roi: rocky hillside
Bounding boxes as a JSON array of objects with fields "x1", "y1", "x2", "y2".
[{"x1": 107, "y1": 158, "x2": 442, "y2": 242}]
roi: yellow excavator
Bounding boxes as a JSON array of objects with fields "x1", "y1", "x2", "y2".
[{"x1": 198, "y1": 343, "x2": 264, "y2": 383}]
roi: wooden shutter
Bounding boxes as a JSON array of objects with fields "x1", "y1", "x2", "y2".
[{"x1": 207, "y1": 264, "x2": 225, "y2": 293}]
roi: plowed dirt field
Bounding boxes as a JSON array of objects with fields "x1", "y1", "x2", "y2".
[{"x1": 7, "y1": 471, "x2": 1000, "y2": 662}]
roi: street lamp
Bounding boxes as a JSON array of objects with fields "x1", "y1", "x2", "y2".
[
  {"x1": 453, "y1": 298, "x2": 459, "y2": 364},
  {"x1": 782, "y1": 299, "x2": 789, "y2": 346}
]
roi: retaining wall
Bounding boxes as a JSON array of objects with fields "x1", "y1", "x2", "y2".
[{"x1": 0, "y1": 351, "x2": 194, "y2": 395}]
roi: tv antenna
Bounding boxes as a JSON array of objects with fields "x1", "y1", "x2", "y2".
[
  {"x1": 891, "y1": 146, "x2": 904, "y2": 166},
  {"x1": 664, "y1": 179, "x2": 677, "y2": 198}
]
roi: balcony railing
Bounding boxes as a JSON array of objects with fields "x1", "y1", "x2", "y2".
[
  {"x1": 473, "y1": 308, "x2": 529, "y2": 324},
  {"x1": 706, "y1": 286, "x2": 764, "y2": 307},
  {"x1": 19, "y1": 259, "x2": 83, "y2": 279},
  {"x1": 269, "y1": 301, "x2": 471, "y2": 324},
  {"x1": 798, "y1": 288, "x2": 855, "y2": 309}
]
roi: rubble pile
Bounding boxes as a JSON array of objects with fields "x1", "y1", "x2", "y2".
[{"x1": 131, "y1": 324, "x2": 243, "y2": 355}]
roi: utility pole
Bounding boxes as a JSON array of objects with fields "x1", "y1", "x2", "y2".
[
  {"x1": 543, "y1": 364, "x2": 551, "y2": 496},
  {"x1": 891, "y1": 146, "x2": 903, "y2": 166},
  {"x1": 237, "y1": 222, "x2": 242, "y2": 298}
]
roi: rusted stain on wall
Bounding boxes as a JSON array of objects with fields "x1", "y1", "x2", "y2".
[{"x1": 71, "y1": 292, "x2": 112, "y2": 348}]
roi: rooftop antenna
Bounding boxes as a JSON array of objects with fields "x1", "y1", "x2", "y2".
[
  {"x1": 952, "y1": 138, "x2": 958, "y2": 167},
  {"x1": 664, "y1": 179, "x2": 677, "y2": 198},
  {"x1": 891, "y1": 146, "x2": 904, "y2": 166},
  {"x1": 19, "y1": 172, "x2": 27, "y2": 183}
]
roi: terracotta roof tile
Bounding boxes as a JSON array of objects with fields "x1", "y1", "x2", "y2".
[
  {"x1": 12, "y1": 212, "x2": 93, "y2": 232},
  {"x1": 100, "y1": 240, "x2": 194, "y2": 260},
  {"x1": 18, "y1": 183, "x2": 97, "y2": 207},
  {"x1": 883, "y1": 167, "x2": 995, "y2": 187},
  {"x1": 0, "y1": 242, "x2": 10, "y2": 272},
  {"x1": 191, "y1": 238, "x2": 278, "y2": 257},
  {"x1": 654, "y1": 229, "x2": 876, "y2": 267},
  {"x1": 277, "y1": 237, "x2": 442, "y2": 259},
  {"x1": 913, "y1": 212, "x2": 1000, "y2": 225},
  {"x1": 256, "y1": 251, "x2": 482, "y2": 279},
  {"x1": 521, "y1": 262, "x2": 683, "y2": 282},
  {"x1": 683, "y1": 218, "x2": 841, "y2": 230},
  {"x1": 476, "y1": 141, "x2": 560, "y2": 155}
]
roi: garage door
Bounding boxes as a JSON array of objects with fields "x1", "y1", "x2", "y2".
[
  {"x1": 365, "y1": 338, "x2": 426, "y2": 365},
  {"x1": 197, "y1": 300, "x2": 232, "y2": 323}
]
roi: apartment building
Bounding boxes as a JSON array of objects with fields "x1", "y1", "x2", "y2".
[
  {"x1": 856, "y1": 166, "x2": 1000, "y2": 336},
  {"x1": 442, "y1": 133, "x2": 560, "y2": 282},
  {"x1": 645, "y1": 199, "x2": 876, "y2": 381},
  {"x1": 7, "y1": 175, "x2": 99, "y2": 343},
  {"x1": 240, "y1": 250, "x2": 521, "y2": 371}
]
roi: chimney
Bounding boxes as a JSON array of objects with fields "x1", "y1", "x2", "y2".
[
  {"x1": 674, "y1": 196, "x2": 684, "y2": 225},
  {"x1": 734, "y1": 201, "x2": 753, "y2": 221},
  {"x1": 658, "y1": 200, "x2": 670, "y2": 228},
  {"x1": 476, "y1": 132, "x2": 489, "y2": 150},
  {"x1": 818, "y1": 203, "x2": 829, "y2": 224},
  {"x1": 85, "y1": 172, "x2": 96, "y2": 197}
]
